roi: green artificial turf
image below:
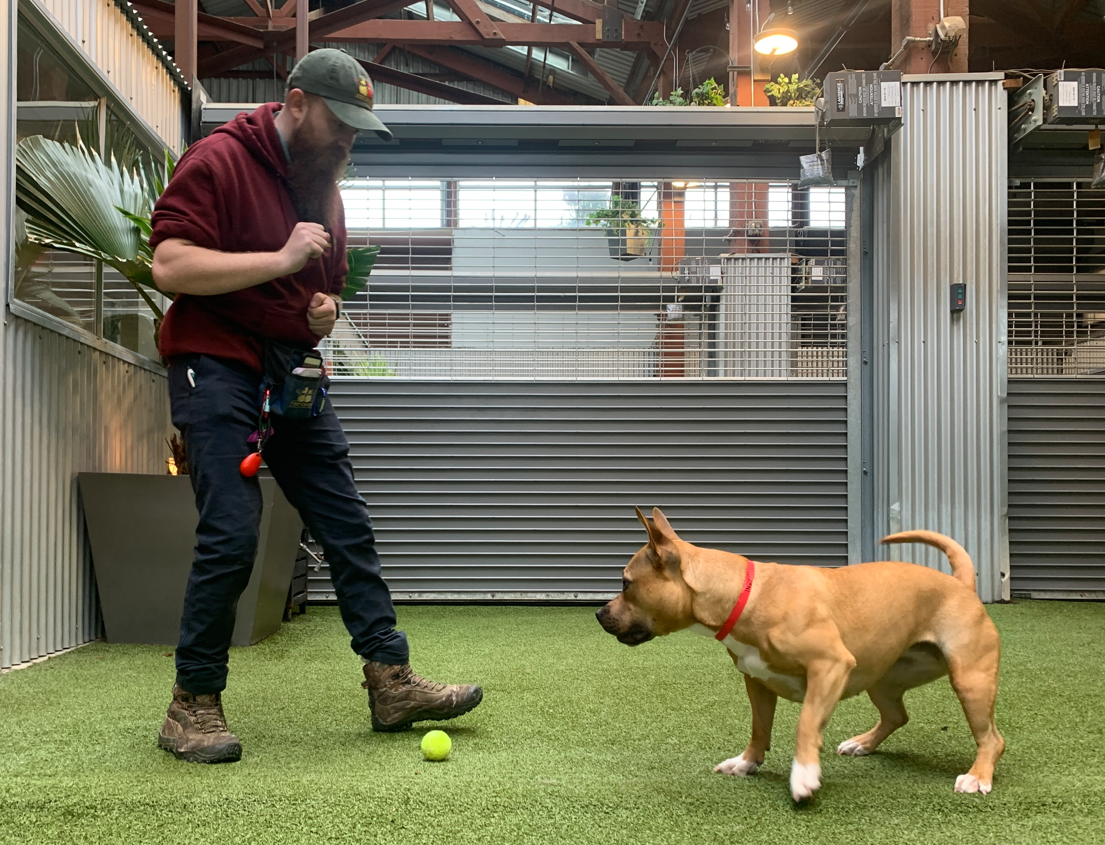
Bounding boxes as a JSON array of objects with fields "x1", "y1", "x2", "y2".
[{"x1": 1, "y1": 601, "x2": 1102, "y2": 845}]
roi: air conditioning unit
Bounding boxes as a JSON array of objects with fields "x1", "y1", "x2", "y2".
[{"x1": 1044, "y1": 69, "x2": 1105, "y2": 124}]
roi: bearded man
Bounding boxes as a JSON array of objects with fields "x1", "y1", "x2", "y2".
[{"x1": 149, "y1": 49, "x2": 482, "y2": 764}]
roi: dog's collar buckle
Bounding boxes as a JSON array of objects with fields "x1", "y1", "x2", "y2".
[{"x1": 715, "y1": 560, "x2": 756, "y2": 642}]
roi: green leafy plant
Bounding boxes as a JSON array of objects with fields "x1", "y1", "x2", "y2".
[
  {"x1": 650, "y1": 87, "x2": 689, "y2": 107},
  {"x1": 340, "y1": 245, "x2": 382, "y2": 301},
  {"x1": 650, "y1": 78, "x2": 727, "y2": 107},
  {"x1": 584, "y1": 195, "x2": 660, "y2": 236},
  {"x1": 15, "y1": 133, "x2": 376, "y2": 325},
  {"x1": 692, "y1": 78, "x2": 727, "y2": 107},
  {"x1": 15, "y1": 134, "x2": 169, "y2": 318},
  {"x1": 763, "y1": 73, "x2": 821, "y2": 107}
]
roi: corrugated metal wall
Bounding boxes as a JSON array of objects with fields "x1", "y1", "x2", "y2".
[
  {"x1": 313, "y1": 380, "x2": 849, "y2": 601},
  {"x1": 33, "y1": 0, "x2": 184, "y2": 152},
  {"x1": 1008, "y1": 379, "x2": 1105, "y2": 597},
  {"x1": 870, "y1": 74, "x2": 1009, "y2": 602},
  {"x1": 0, "y1": 322, "x2": 170, "y2": 669}
]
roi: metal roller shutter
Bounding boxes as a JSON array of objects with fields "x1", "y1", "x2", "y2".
[
  {"x1": 309, "y1": 380, "x2": 848, "y2": 601},
  {"x1": 1008, "y1": 178, "x2": 1105, "y2": 597},
  {"x1": 1008, "y1": 379, "x2": 1105, "y2": 598}
]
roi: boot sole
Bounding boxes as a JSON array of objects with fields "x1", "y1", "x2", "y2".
[
  {"x1": 371, "y1": 687, "x2": 484, "y2": 733},
  {"x1": 158, "y1": 733, "x2": 243, "y2": 764}
]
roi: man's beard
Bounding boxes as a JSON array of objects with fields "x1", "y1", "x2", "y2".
[{"x1": 285, "y1": 126, "x2": 348, "y2": 226}]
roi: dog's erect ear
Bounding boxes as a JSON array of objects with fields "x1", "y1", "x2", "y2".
[
  {"x1": 635, "y1": 506, "x2": 677, "y2": 563},
  {"x1": 651, "y1": 508, "x2": 680, "y2": 543}
]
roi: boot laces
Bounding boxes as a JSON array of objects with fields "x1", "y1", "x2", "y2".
[
  {"x1": 186, "y1": 695, "x2": 229, "y2": 734},
  {"x1": 394, "y1": 664, "x2": 446, "y2": 693}
]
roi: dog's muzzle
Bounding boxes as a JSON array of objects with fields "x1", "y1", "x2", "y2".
[{"x1": 595, "y1": 605, "x2": 654, "y2": 646}]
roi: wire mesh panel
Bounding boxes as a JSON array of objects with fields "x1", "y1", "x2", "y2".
[
  {"x1": 323, "y1": 178, "x2": 849, "y2": 380},
  {"x1": 1009, "y1": 180, "x2": 1105, "y2": 376}
]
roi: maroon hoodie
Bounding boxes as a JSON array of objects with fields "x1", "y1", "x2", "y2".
[{"x1": 150, "y1": 103, "x2": 348, "y2": 373}]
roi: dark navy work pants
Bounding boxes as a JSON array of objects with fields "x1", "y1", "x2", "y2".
[{"x1": 168, "y1": 353, "x2": 409, "y2": 694}]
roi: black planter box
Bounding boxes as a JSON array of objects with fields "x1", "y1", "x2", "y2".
[{"x1": 79, "y1": 473, "x2": 302, "y2": 646}]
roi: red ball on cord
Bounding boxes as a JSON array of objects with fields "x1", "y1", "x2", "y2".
[{"x1": 239, "y1": 452, "x2": 262, "y2": 477}]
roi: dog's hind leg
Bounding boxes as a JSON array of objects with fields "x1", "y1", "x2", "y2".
[
  {"x1": 838, "y1": 643, "x2": 948, "y2": 757},
  {"x1": 715, "y1": 673, "x2": 777, "y2": 777},
  {"x1": 837, "y1": 682, "x2": 909, "y2": 756},
  {"x1": 945, "y1": 625, "x2": 1004, "y2": 794}
]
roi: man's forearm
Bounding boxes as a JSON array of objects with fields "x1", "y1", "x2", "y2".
[{"x1": 153, "y1": 239, "x2": 290, "y2": 296}]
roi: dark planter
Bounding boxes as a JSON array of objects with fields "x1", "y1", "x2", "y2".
[
  {"x1": 78, "y1": 473, "x2": 302, "y2": 646},
  {"x1": 606, "y1": 226, "x2": 651, "y2": 261}
]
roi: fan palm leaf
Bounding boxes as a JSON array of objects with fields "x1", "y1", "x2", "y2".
[{"x1": 15, "y1": 134, "x2": 166, "y2": 319}]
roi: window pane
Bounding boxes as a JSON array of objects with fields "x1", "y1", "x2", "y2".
[
  {"x1": 102, "y1": 266, "x2": 164, "y2": 357},
  {"x1": 768, "y1": 184, "x2": 791, "y2": 228},
  {"x1": 15, "y1": 19, "x2": 101, "y2": 330},
  {"x1": 684, "y1": 182, "x2": 730, "y2": 228},
  {"x1": 809, "y1": 186, "x2": 846, "y2": 228},
  {"x1": 457, "y1": 180, "x2": 612, "y2": 228},
  {"x1": 341, "y1": 180, "x2": 443, "y2": 229}
]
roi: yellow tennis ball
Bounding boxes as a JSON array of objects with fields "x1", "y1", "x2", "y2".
[{"x1": 421, "y1": 730, "x2": 451, "y2": 761}]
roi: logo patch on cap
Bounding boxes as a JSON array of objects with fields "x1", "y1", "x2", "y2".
[{"x1": 357, "y1": 76, "x2": 373, "y2": 106}]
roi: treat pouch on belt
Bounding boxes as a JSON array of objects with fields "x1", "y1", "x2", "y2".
[{"x1": 262, "y1": 340, "x2": 330, "y2": 419}]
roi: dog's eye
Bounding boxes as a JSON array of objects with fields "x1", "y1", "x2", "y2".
[{"x1": 622, "y1": 578, "x2": 631, "y2": 592}]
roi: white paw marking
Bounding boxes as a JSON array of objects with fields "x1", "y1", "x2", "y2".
[
  {"x1": 714, "y1": 755, "x2": 760, "y2": 777},
  {"x1": 954, "y1": 774, "x2": 992, "y2": 795},
  {"x1": 836, "y1": 739, "x2": 871, "y2": 757},
  {"x1": 790, "y1": 759, "x2": 822, "y2": 802}
]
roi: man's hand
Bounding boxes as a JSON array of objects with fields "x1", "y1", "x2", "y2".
[
  {"x1": 280, "y1": 222, "x2": 331, "y2": 275},
  {"x1": 308, "y1": 292, "x2": 339, "y2": 338}
]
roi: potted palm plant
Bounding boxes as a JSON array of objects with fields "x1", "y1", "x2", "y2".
[
  {"x1": 586, "y1": 196, "x2": 661, "y2": 260},
  {"x1": 15, "y1": 133, "x2": 378, "y2": 646}
]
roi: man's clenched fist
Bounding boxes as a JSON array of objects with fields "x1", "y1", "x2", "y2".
[{"x1": 308, "y1": 291, "x2": 339, "y2": 338}]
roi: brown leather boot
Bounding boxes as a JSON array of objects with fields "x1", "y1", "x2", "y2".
[
  {"x1": 158, "y1": 684, "x2": 243, "y2": 763},
  {"x1": 362, "y1": 662, "x2": 483, "y2": 732}
]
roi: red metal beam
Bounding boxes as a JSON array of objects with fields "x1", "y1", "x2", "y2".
[
  {"x1": 330, "y1": 19, "x2": 665, "y2": 53},
  {"x1": 240, "y1": 0, "x2": 268, "y2": 18},
  {"x1": 527, "y1": 0, "x2": 607, "y2": 24},
  {"x1": 444, "y1": 0, "x2": 506, "y2": 43},
  {"x1": 565, "y1": 42, "x2": 634, "y2": 104},
  {"x1": 175, "y1": 0, "x2": 197, "y2": 83},
  {"x1": 133, "y1": 0, "x2": 265, "y2": 47},
  {"x1": 196, "y1": 0, "x2": 415, "y2": 76},
  {"x1": 351, "y1": 56, "x2": 507, "y2": 104},
  {"x1": 400, "y1": 44, "x2": 581, "y2": 104},
  {"x1": 296, "y1": 0, "x2": 309, "y2": 59}
]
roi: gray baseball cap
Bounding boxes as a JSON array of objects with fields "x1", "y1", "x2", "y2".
[{"x1": 287, "y1": 48, "x2": 392, "y2": 141}]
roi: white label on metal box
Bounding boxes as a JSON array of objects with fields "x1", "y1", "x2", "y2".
[
  {"x1": 1059, "y1": 80, "x2": 1079, "y2": 107},
  {"x1": 880, "y1": 82, "x2": 901, "y2": 108}
]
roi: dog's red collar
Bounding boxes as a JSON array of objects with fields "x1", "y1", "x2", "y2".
[{"x1": 715, "y1": 560, "x2": 756, "y2": 642}]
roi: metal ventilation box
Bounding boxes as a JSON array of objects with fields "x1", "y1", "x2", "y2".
[
  {"x1": 1044, "y1": 69, "x2": 1105, "y2": 123},
  {"x1": 822, "y1": 70, "x2": 902, "y2": 125}
]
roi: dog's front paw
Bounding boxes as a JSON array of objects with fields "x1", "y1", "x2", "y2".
[
  {"x1": 836, "y1": 739, "x2": 871, "y2": 757},
  {"x1": 714, "y1": 755, "x2": 760, "y2": 777},
  {"x1": 790, "y1": 760, "x2": 821, "y2": 802},
  {"x1": 954, "y1": 774, "x2": 992, "y2": 795}
]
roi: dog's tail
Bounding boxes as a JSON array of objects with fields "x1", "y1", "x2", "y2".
[{"x1": 879, "y1": 530, "x2": 976, "y2": 592}]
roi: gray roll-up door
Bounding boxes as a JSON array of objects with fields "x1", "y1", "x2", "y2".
[
  {"x1": 309, "y1": 379, "x2": 847, "y2": 601},
  {"x1": 1009, "y1": 379, "x2": 1105, "y2": 598}
]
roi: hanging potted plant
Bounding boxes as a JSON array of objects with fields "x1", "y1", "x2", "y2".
[
  {"x1": 15, "y1": 133, "x2": 379, "y2": 646},
  {"x1": 586, "y1": 196, "x2": 661, "y2": 260},
  {"x1": 764, "y1": 73, "x2": 822, "y2": 107}
]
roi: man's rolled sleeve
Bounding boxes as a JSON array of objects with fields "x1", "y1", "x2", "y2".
[{"x1": 150, "y1": 156, "x2": 223, "y2": 251}]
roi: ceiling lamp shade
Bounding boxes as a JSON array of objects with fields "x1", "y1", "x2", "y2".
[{"x1": 754, "y1": 27, "x2": 799, "y2": 56}]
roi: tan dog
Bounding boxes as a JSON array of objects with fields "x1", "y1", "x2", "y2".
[{"x1": 596, "y1": 508, "x2": 1004, "y2": 803}]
